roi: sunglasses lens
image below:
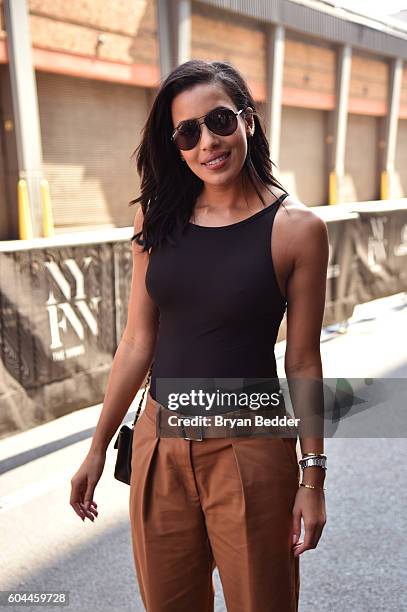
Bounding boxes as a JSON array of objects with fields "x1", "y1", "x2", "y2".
[
  {"x1": 173, "y1": 120, "x2": 200, "y2": 151},
  {"x1": 206, "y1": 108, "x2": 237, "y2": 136},
  {"x1": 173, "y1": 108, "x2": 240, "y2": 151}
]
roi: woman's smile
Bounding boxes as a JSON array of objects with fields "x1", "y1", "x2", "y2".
[{"x1": 202, "y1": 150, "x2": 231, "y2": 170}]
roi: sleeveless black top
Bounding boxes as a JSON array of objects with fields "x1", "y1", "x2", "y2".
[{"x1": 144, "y1": 192, "x2": 289, "y2": 404}]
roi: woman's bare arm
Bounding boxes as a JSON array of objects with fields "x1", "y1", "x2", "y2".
[
  {"x1": 284, "y1": 206, "x2": 329, "y2": 482},
  {"x1": 70, "y1": 206, "x2": 158, "y2": 521},
  {"x1": 282, "y1": 205, "x2": 329, "y2": 557},
  {"x1": 88, "y1": 205, "x2": 159, "y2": 455}
]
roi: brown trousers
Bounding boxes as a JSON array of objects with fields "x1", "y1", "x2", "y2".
[{"x1": 129, "y1": 392, "x2": 300, "y2": 612}]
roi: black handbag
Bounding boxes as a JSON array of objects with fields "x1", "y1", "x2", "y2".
[{"x1": 113, "y1": 365, "x2": 153, "y2": 485}]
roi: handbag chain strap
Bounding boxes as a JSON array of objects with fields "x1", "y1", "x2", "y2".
[{"x1": 132, "y1": 364, "x2": 153, "y2": 427}]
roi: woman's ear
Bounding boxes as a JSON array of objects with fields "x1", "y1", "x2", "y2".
[{"x1": 244, "y1": 107, "x2": 255, "y2": 136}]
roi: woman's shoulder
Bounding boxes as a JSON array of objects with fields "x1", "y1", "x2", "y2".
[
  {"x1": 278, "y1": 193, "x2": 327, "y2": 231},
  {"x1": 275, "y1": 193, "x2": 329, "y2": 261}
]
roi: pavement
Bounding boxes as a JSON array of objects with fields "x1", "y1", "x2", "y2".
[{"x1": 0, "y1": 292, "x2": 406, "y2": 612}]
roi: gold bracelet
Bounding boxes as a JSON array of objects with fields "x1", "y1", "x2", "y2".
[{"x1": 299, "y1": 482, "x2": 326, "y2": 491}]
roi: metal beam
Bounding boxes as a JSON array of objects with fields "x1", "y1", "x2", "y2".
[
  {"x1": 381, "y1": 58, "x2": 403, "y2": 199},
  {"x1": 3, "y1": 0, "x2": 44, "y2": 237},
  {"x1": 177, "y1": 0, "x2": 192, "y2": 65},
  {"x1": 330, "y1": 44, "x2": 352, "y2": 204},
  {"x1": 157, "y1": 0, "x2": 174, "y2": 79},
  {"x1": 265, "y1": 24, "x2": 285, "y2": 167},
  {"x1": 157, "y1": 0, "x2": 191, "y2": 79}
]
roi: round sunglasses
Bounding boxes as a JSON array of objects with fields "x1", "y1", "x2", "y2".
[{"x1": 171, "y1": 106, "x2": 248, "y2": 151}]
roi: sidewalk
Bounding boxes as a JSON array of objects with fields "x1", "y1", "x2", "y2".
[{"x1": 0, "y1": 292, "x2": 406, "y2": 612}]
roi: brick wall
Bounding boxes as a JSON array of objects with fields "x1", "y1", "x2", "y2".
[
  {"x1": 349, "y1": 52, "x2": 389, "y2": 116},
  {"x1": 0, "y1": 0, "x2": 4, "y2": 34},
  {"x1": 27, "y1": 0, "x2": 158, "y2": 67},
  {"x1": 191, "y1": 1, "x2": 267, "y2": 101},
  {"x1": 284, "y1": 35, "x2": 336, "y2": 110}
]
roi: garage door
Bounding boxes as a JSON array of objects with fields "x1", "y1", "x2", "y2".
[
  {"x1": 278, "y1": 105, "x2": 327, "y2": 206},
  {"x1": 395, "y1": 118, "x2": 407, "y2": 198},
  {"x1": 36, "y1": 71, "x2": 149, "y2": 232},
  {"x1": 344, "y1": 113, "x2": 380, "y2": 203}
]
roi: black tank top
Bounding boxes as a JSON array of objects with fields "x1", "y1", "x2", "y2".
[{"x1": 145, "y1": 192, "x2": 289, "y2": 405}]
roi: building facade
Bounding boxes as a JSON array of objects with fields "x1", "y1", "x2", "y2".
[{"x1": 0, "y1": 0, "x2": 406, "y2": 239}]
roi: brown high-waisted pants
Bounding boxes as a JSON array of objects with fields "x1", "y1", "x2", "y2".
[{"x1": 129, "y1": 392, "x2": 300, "y2": 612}]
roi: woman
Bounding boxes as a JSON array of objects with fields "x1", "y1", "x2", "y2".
[{"x1": 70, "y1": 59, "x2": 328, "y2": 612}]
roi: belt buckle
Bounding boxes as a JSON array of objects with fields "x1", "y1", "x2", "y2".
[{"x1": 180, "y1": 421, "x2": 204, "y2": 441}]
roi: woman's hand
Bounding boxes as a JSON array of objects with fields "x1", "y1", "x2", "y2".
[
  {"x1": 291, "y1": 486, "x2": 326, "y2": 557},
  {"x1": 70, "y1": 451, "x2": 106, "y2": 522}
]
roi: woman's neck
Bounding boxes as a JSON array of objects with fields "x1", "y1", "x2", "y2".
[
  {"x1": 196, "y1": 173, "x2": 263, "y2": 214},
  {"x1": 190, "y1": 175, "x2": 282, "y2": 226}
]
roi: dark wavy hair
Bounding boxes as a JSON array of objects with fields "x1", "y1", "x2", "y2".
[{"x1": 129, "y1": 59, "x2": 287, "y2": 251}]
